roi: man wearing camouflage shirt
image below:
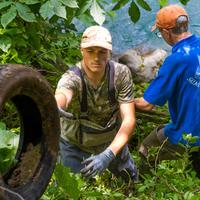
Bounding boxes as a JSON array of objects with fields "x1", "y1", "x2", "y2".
[{"x1": 55, "y1": 26, "x2": 138, "y2": 181}]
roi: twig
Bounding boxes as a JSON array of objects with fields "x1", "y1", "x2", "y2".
[{"x1": 154, "y1": 137, "x2": 168, "y2": 173}]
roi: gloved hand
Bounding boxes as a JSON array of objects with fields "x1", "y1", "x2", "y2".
[{"x1": 80, "y1": 148, "x2": 115, "y2": 178}]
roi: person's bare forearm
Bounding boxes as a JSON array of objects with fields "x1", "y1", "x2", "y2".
[
  {"x1": 108, "y1": 102, "x2": 136, "y2": 155},
  {"x1": 108, "y1": 118, "x2": 135, "y2": 155},
  {"x1": 134, "y1": 97, "x2": 154, "y2": 111}
]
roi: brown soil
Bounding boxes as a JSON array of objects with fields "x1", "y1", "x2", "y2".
[{"x1": 7, "y1": 143, "x2": 41, "y2": 187}]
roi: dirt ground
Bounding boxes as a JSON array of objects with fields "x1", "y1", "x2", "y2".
[{"x1": 7, "y1": 143, "x2": 41, "y2": 187}]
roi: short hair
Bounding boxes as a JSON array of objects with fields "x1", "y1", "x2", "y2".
[{"x1": 171, "y1": 15, "x2": 189, "y2": 34}]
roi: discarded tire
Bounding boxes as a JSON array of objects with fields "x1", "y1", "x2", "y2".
[{"x1": 0, "y1": 64, "x2": 60, "y2": 200}]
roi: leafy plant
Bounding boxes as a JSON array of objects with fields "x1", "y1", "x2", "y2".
[{"x1": 0, "y1": 122, "x2": 19, "y2": 174}]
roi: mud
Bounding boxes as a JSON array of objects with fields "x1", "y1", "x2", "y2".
[{"x1": 7, "y1": 143, "x2": 41, "y2": 188}]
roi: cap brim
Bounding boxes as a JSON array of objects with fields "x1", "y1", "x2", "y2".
[
  {"x1": 151, "y1": 24, "x2": 157, "y2": 32},
  {"x1": 81, "y1": 41, "x2": 112, "y2": 50}
]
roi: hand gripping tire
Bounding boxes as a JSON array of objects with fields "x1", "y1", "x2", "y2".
[{"x1": 0, "y1": 64, "x2": 60, "y2": 200}]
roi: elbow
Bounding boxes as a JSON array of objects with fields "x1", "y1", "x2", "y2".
[
  {"x1": 134, "y1": 97, "x2": 154, "y2": 112},
  {"x1": 143, "y1": 104, "x2": 154, "y2": 111}
]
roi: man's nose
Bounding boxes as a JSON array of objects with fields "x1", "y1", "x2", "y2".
[{"x1": 94, "y1": 53, "x2": 100, "y2": 60}]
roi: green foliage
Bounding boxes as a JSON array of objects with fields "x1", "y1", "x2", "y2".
[
  {"x1": 179, "y1": 0, "x2": 190, "y2": 5},
  {"x1": 112, "y1": 0, "x2": 130, "y2": 11},
  {"x1": 42, "y1": 163, "x2": 136, "y2": 200},
  {"x1": 182, "y1": 133, "x2": 200, "y2": 146},
  {"x1": 159, "y1": 0, "x2": 169, "y2": 7},
  {"x1": 0, "y1": 0, "x2": 114, "y2": 87},
  {"x1": 90, "y1": 0, "x2": 105, "y2": 25},
  {"x1": 136, "y1": 0, "x2": 151, "y2": 11},
  {"x1": 128, "y1": 1, "x2": 140, "y2": 23},
  {"x1": 54, "y1": 164, "x2": 81, "y2": 200},
  {"x1": 0, "y1": 0, "x2": 191, "y2": 88},
  {"x1": 0, "y1": 122, "x2": 19, "y2": 174},
  {"x1": 42, "y1": 150, "x2": 200, "y2": 200},
  {"x1": 136, "y1": 154, "x2": 200, "y2": 200}
]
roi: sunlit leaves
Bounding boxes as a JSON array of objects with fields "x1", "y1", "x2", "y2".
[
  {"x1": 55, "y1": 5, "x2": 66, "y2": 19},
  {"x1": 19, "y1": 0, "x2": 40, "y2": 5},
  {"x1": 0, "y1": 122, "x2": 19, "y2": 173},
  {"x1": 159, "y1": 0, "x2": 169, "y2": 7},
  {"x1": 16, "y1": 3, "x2": 36, "y2": 22},
  {"x1": 90, "y1": 0, "x2": 105, "y2": 25},
  {"x1": 39, "y1": 1, "x2": 54, "y2": 20},
  {"x1": 128, "y1": 1, "x2": 140, "y2": 23},
  {"x1": 39, "y1": 0, "x2": 68, "y2": 19},
  {"x1": 1, "y1": 5, "x2": 17, "y2": 29},
  {"x1": 0, "y1": 1, "x2": 12, "y2": 10},
  {"x1": 60, "y1": 0, "x2": 79, "y2": 8},
  {"x1": 54, "y1": 164, "x2": 81, "y2": 200},
  {"x1": 75, "y1": 0, "x2": 91, "y2": 17},
  {"x1": 53, "y1": 1, "x2": 66, "y2": 19}
]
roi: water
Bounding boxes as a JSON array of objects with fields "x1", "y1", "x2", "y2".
[{"x1": 75, "y1": 0, "x2": 200, "y2": 54}]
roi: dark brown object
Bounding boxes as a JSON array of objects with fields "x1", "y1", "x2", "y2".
[{"x1": 0, "y1": 64, "x2": 60, "y2": 200}]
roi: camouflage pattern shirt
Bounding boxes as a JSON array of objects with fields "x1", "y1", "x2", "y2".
[{"x1": 56, "y1": 61, "x2": 134, "y2": 127}]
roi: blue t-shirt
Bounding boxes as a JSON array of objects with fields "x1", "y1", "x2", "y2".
[{"x1": 144, "y1": 35, "x2": 200, "y2": 146}]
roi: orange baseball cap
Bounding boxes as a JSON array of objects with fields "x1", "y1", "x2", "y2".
[
  {"x1": 151, "y1": 4, "x2": 188, "y2": 32},
  {"x1": 80, "y1": 26, "x2": 112, "y2": 50}
]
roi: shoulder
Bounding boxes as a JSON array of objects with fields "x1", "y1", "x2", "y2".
[
  {"x1": 110, "y1": 60, "x2": 132, "y2": 77},
  {"x1": 62, "y1": 63, "x2": 82, "y2": 81},
  {"x1": 57, "y1": 63, "x2": 82, "y2": 88},
  {"x1": 110, "y1": 61, "x2": 133, "y2": 93},
  {"x1": 161, "y1": 52, "x2": 183, "y2": 70}
]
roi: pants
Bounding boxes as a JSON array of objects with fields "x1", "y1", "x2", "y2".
[
  {"x1": 139, "y1": 125, "x2": 200, "y2": 177},
  {"x1": 59, "y1": 138, "x2": 138, "y2": 181}
]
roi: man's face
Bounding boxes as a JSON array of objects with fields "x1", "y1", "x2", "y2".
[
  {"x1": 159, "y1": 28, "x2": 174, "y2": 46},
  {"x1": 81, "y1": 46, "x2": 110, "y2": 74}
]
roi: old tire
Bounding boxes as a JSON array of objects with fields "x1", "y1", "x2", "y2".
[{"x1": 0, "y1": 64, "x2": 60, "y2": 200}]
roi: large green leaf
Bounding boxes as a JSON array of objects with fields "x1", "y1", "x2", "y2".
[
  {"x1": 60, "y1": 0, "x2": 79, "y2": 8},
  {"x1": 0, "y1": 36, "x2": 12, "y2": 52},
  {"x1": 159, "y1": 0, "x2": 168, "y2": 7},
  {"x1": 112, "y1": 0, "x2": 129, "y2": 11},
  {"x1": 55, "y1": 164, "x2": 80, "y2": 200},
  {"x1": 54, "y1": 3, "x2": 66, "y2": 19},
  {"x1": 90, "y1": 0, "x2": 105, "y2": 25},
  {"x1": 136, "y1": 0, "x2": 151, "y2": 11},
  {"x1": 39, "y1": 0, "x2": 54, "y2": 20},
  {"x1": 75, "y1": 0, "x2": 92, "y2": 16},
  {"x1": 0, "y1": 123, "x2": 19, "y2": 173},
  {"x1": 19, "y1": 0, "x2": 40, "y2": 5},
  {"x1": 15, "y1": 2, "x2": 36, "y2": 22},
  {"x1": 0, "y1": 1, "x2": 12, "y2": 10},
  {"x1": 1, "y1": 5, "x2": 17, "y2": 29},
  {"x1": 0, "y1": 129, "x2": 18, "y2": 149},
  {"x1": 179, "y1": 0, "x2": 190, "y2": 5},
  {"x1": 128, "y1": 1, "x2": 140, "y2": 23}
]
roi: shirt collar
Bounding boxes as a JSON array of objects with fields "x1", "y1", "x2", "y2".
[{"x1": 172, "y1": 34, "x2": 197, "y2": 53}]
